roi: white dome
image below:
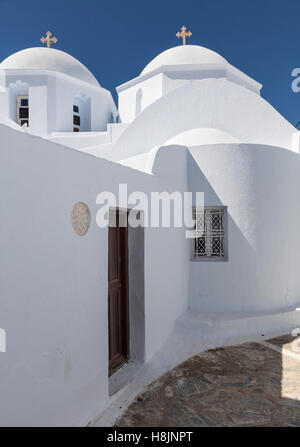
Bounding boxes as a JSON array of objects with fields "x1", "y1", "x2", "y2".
[
  {"x1": 141, "y1": 45, "x2": 227, "y2": 75},
  {"x1": 0, "y1": 47, "x2": 100, "y2": 87},
  {"x1": 164, "y1": 128, "x2": 239, "y2": 147}
]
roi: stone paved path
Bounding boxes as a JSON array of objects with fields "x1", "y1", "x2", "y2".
[{"x1": 116, "y1": 335, "x2": 300, "y2": 427}]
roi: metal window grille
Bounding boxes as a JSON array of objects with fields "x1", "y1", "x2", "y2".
[{"x1": 193, "y1": 207, "x2": 226, "y2": 259}]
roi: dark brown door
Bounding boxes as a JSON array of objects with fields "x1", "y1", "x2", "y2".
[{"x1": 108, "y1": 211, "x2": 129, "y2": 376}]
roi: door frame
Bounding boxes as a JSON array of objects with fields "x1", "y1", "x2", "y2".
[{"x1": 108, "y1": 208, "x2": 130, "y2": 377}]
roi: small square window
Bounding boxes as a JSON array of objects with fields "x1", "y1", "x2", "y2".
[
  {"x1": 73, "y1": 115, "x2": 80, "y2": 126},
  {"x1": 73, "y1": 127, "x2": 80, "y2": 132},
  {"x1": 19, "y1": 108, "x2": 29, "y2": 119},
  {"x1": 21, "y1": 99, "x2": 28, "y2": 107},
  {"x1": 193, "y1": 207, "x2": 227, "y2": 260},
  {"x1": 20, "y1": 120, "x2": 29, "y2": 127},
  {"x1": 73, "y1": 105, "x2": 79, "y2": 113}
]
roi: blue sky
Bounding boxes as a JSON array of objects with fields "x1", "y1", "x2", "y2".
[{"x1": 0, "y1": 0, "x2": 299, "y2": 125}]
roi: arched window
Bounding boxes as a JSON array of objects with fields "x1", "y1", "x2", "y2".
[
  {"x1": 9, "y1": 81, "x2": 29, "y2": 127},
  {"x1": 73, "y1": 92, "x2": 91, "y2": 132}
]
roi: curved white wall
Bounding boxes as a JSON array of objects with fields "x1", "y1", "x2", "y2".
[
  {"x1": 165, "y1": 128, "x2": 240, "y2": 147},
  {"x1": 103, "y1": 79, "x2": 296, "y2": 162},
  {"x1": 188, "y1": 143, "x2": 300, "y2": 312}
]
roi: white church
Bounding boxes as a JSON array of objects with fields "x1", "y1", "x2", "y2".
[{"x1": 1, "y1": 28, "x2": 300, "y2": 427}]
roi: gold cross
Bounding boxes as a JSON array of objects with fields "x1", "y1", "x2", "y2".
[
  {"x1": 176, "y1": 26, "x2": 192, "y2": 45},
  {"x1": 41, "y1": 31, "x2": 58, "y2": 48}
]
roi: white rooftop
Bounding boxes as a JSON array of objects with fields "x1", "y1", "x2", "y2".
[
  {"x1": 141, "y1": 44, "x2": 228, "y2": 75},
  {"x1": 0, "y1": 47, "x2": 100, "y2": 87}
]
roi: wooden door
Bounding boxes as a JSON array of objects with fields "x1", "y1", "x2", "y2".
[{"x1": 108, "y1": 211, "x2": 129, "y2": 376}]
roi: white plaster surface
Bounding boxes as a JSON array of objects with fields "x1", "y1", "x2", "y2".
[
  {"x1": 164, "y1": 128, "x2": 240, "y2": 147},
  {"x1": 188, "y1": 143, "x2": 300, "y2": 312},
  {"x1": 0, "y1": 125, "x2": 189, "y2": 426},
  {"x1": 141, "y1": 45, "x2": 228, "y2": 75},
  {"x1": 0, "y1": 48, "x2": 117, "y2": 137},
  {"x1": 117, "y1": 44, "x2": 262, "y2": 124},
  {"x1": 100, "y1": 79, "x2": 295, "y2": 163},
  {"x1": 1, "y1": 48, "x2": 100, "y2": 86}
]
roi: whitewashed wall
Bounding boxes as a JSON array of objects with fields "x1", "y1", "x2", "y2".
[
  {"x1": 118, "y1": 141, "x2": 300, "y2": 314},
  {"x1": 0, "y1": 124, "x2": 189, "y2": 426},
  {"x1": 0, "y1": 70, "x2": 117, "y2": 136},
  {"x1": 101, "y1": 79, "x2": 296, "y2": 163},
  {"x1": 188, "y1": 143, "x2": 300, "y2": 312},
  {"x1": 118, "y1": 73, "x2": 163, "y2": 123}
]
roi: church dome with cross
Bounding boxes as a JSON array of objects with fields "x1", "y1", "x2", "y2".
[
  {"x1": 117, "y1": 31, "x2": 262, "y2": 124},
  {"x1": 1, "y1": 47, "x2": 100, "y2": 87},
  {"x1": 141, "y1": 44, "x2": 228, "y2": 75},
  {"x1": 0, "y1": 32, "x2": 117, "y2": 136}
]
